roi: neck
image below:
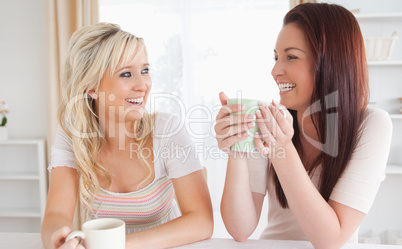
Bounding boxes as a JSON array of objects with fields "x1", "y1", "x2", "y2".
[
  {"x1": 296, "y1": 110, "x2": 322, "y2": 169},
  {"x1": 98, "y1": 116, "x2": 140, "y2": 151},
  {"x1": 296, "y1": 110, "x2": 319, "y2": 142}
]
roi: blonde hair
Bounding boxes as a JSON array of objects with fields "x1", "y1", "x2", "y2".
[{"x1": 58, "y1": 22, "x2": 156, "y2": 210}]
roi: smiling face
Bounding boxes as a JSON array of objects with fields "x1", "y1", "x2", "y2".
[
  {"x1": 271, "y1": 23, "x2": 315, "y2": 112},
  {"x1": 94, "y1": 48, "x2": 151, "y2": 129}
]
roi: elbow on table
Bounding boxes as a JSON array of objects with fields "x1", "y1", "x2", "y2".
[
  {"x1": 311, "y1": 242, "x2": 345, "y2": 249},
  {"x1": 191, "y1": 213, "x2": 213, "y2": 241},
  {"x1": 222, "y1": 220, "x2": 255, "y2": 242},
  {"x1": 309, "y1": 235, "x2": 349, "y2": 249},
  {"x1": 227, "y1": 229, "x2": 252, "y2": 243},
  {"x1": 201, "y1": 217, "x2": 214, "y2": 240},
  {"x1": 232, "y1": 235, "x2": 249, "y2": 243}
]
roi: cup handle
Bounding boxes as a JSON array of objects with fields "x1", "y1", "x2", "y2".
[{"x1": 66, "y1": 231, "x2": 86, "y2": 242}]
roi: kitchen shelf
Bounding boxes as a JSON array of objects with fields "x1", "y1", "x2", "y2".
[
  {"x1": 355, "y1": 12, "x2": 402, "y2": 19},
  {"x1": 0, "y1": 208, "x2": 41, "y2": 218},
  {"x1": 0, "y1": 139, "x2": 45, "y2": 145},
  {"x1": 389, "y1": 114, "x2": 402, "y2": 120},
  {"x1": 386, "y1": 165, "x2": 402, "y2": 175},
  {"x1": 368, "y1": 61, "x2": 402, "y2": 66},
  {"x1": 0, "y1": 139, "x2": 47, "y2": 233},
  {"x1": 0, "y1": 174, "x2": 40, "y2": 180}
]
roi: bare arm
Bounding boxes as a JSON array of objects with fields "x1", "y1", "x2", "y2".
[
  {"x1": 256, "y1": 102, "x2": 366, "y2": 249},
  {"x1": 220, "y1": 155, "x2": 265, "y2": 241},
  {"x1": 215, "y1": 92, "x2": 265, "y2": 241},
  {"x1": 269, "y1": 143, "x2": 365, "y2": 249},
  {"x1": 41, "y1": 167, "x2": 81, "y2": 249},
  {"x1": 125, "y1": 170, "x2": 213, "y2": 249}
]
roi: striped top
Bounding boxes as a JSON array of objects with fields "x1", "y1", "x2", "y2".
[
  {"x1": 84, "y1": 176, "x2": 181, "y2": 233},
  {"x1": 49, "y1": 113, "x2": 203, "y2": 233}
]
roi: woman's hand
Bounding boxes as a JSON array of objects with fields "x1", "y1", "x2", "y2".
[
  {"x1": 254, "y1": 101, "x2": 293, "y2": 157},
  {"x1": 214, "y1": 92, "x2": 256, "y2": 153},
  {"x1": 50, "y1": 226, "x2": 84, "y2": 249}
]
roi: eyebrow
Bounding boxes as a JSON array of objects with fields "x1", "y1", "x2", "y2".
[
  {"x1": 274, "y1": 47, "x2": 306, "y2": 53},
  {"x1": 117, "y1": 63, "x2": 149, "y2": 72}
]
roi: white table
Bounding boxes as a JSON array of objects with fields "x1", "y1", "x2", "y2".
[
  {"x1": 1, "y1": 233, "x2": 402, "y2": 249},
  {"x1": 176, "y1": 238, "x2": 402, "y2": 248}
]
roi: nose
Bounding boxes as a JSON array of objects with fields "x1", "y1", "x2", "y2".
[
  {"x1": 133, "y1": 76, "x2": 148, "y2": 92},
  {"x1": 271, "y1": 59, "x2": 285, "y2": 80}
]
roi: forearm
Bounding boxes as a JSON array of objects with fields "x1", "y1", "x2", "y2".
[
  {"x1": 41, "y1": 212, "x2": 74, "y2": 249},
  {"x1": 126, "y1": 209, "x2": 212, "y2": 249},
  {"x1": 221, "y1": 154, "x2": 260, "y2": 241},
  {"x1": 271, "y1": 144, "x2": 347, "y2": 249}
]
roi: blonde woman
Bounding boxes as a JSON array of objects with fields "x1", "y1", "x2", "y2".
[{"x1": 41, "y1": 22, "x2": 213, "y2": 249}]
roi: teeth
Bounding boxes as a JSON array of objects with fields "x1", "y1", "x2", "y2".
[
  {"x1": 278, "y1": 83, "x2": 296, "y2": 92},
  {"x1": 126, "y1": 97, "x2": 143, "y2": 104}
]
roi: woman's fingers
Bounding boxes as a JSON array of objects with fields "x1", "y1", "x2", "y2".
[
  {"x1": 218, "y1": 118, "x2": 255, "y2": 137},
  {"x1": 218, "y1": 131, "x2": 249, "y2": 151},
  {"x1": 51, "y1": 226, "x2": 84, "y2": 249},
  {"x1": 257, "y1": 102, "x2": 284, "y2": 141},
  {"x1": 215, "y1": 103, "x2": 244, "y2": 121},
  {"x1": 215, "y1": 97, "x2": 257, "y2": 152},
  {"x1": 63, "y1": 237, "x2": 81, "y2": 248},
  {"x1": 215, "y1": 114, "x2": 256, "y2": 151},
  {"x1": 255, "y1": 101, "x2": 294, "y2": 152},
  {"x1": 51, "y1": 226, "x2": 72, "y2": 248},
  {"x1": 255, "y1": 109, "x2": 274, "y2": 144},
  {"x1": 254, "y1": 132, "x2": 270, "y2": 156},
  {"x1": 269, "y1": 103, "x2": 294, "y2": 138},
  {"x1": 214, "y1": 95, "x2": 294, "y2": 156},
  {"x1": 219, "y1": 91, "x2": 228, "y2": 106},
  {"x1": 215, "y1": 113, "x2": 255, "y2": 134}
]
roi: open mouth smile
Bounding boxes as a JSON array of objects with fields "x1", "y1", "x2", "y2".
[
  {"x1": 278, "y1": 83, "x2": 296, "y2": 93},
  {"x1": 125, "y1": 97, "x2": 144, "y2": 106}
]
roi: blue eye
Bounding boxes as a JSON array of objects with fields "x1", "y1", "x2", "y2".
[{"x1": 120, "y1": 71, "x2": 132, "y2": 77}]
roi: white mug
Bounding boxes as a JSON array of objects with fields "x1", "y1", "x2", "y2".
[{"x1": 66, "y1": 218, "x2": 125, "y2": 249}]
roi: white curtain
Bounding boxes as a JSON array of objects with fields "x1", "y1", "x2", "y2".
[
  {"x1": 46, "y1": 0, "x2": 99, "y2": 229},
  {"x1": 46, "y1": 0, "x2": 99, "y2": 151},
  {"x1": 289, "y1": 0, "x2": 317, "y2": 9},
  {"x1": 99, "y1": 0, "x2": 288, "y2": 238}
]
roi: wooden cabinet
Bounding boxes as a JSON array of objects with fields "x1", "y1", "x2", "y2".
[{"x1": 0, "y1": 140, "x2": 47, "y2": 232}]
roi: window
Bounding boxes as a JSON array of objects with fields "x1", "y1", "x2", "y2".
[{"x1": 99, "y1": 0, "x2": 289, "y2": 238}]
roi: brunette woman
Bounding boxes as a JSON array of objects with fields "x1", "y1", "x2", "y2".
[{"x1": 215, "y1": 3, "x2": 392, "y2": 248}]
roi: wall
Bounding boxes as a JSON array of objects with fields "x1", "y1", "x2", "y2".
[
  {"x1": 0, "y1": 0, "x2": 48, "y2": 140},
  {"x1": 321, "y1": 0, "x2": 402, "y2": 244},
  {"x1": 1, "y1": 0, "x2": 401, "y2": 243}
]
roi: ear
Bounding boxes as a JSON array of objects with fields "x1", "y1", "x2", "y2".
[{"x1": 87, "y1": 90, "x2": 98, "y2": 99}]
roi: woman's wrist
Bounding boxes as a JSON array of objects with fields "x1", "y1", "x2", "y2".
[
  {"x1": 228, "y1": 151, "x2": 250, "y2": 162},
  {"x1": 269, "y1": 142, "x2": 297, "y2": 164}
]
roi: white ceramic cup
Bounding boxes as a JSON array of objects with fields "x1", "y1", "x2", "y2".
[{"x1": 66, "y1": 218, "x2": 125, "y2": 249}]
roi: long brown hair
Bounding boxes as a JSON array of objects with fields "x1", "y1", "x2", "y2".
[{"x1": 272, "y1": 3, "x2": 369, "y2": 208}]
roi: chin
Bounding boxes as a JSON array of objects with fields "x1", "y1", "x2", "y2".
[{"x1": 127, "y1": 109, "x2": 145, "y2": 121}]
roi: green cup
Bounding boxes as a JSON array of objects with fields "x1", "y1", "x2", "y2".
[{"x1": 227, "y1": 99, "x2": 267, "y2": 153}]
